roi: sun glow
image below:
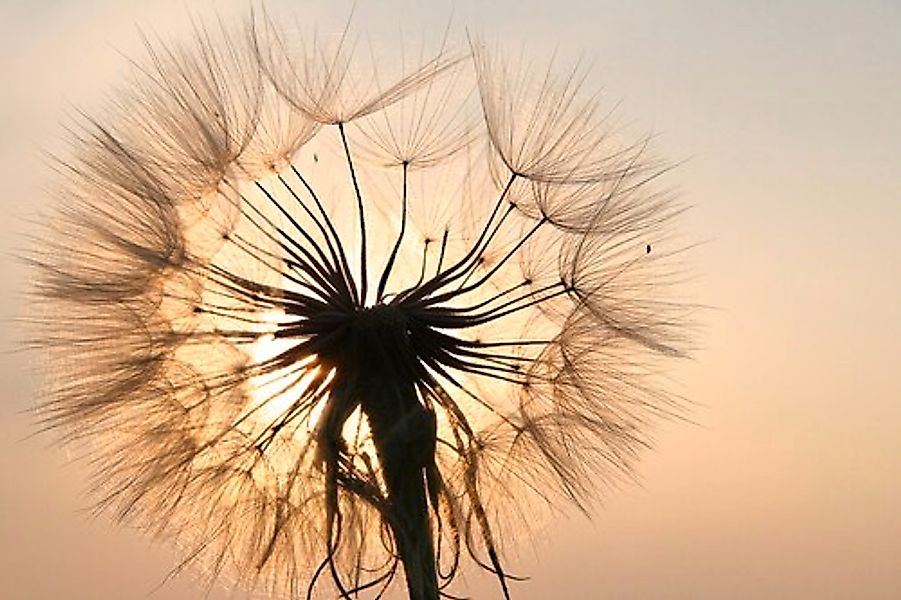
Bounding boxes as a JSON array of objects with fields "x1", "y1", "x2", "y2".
[
  {"x1": 244, "y1": 310, "x2": 381, "y2": 480},
  {"x1": 247, "y1": 326, "x2": 316, "y2": 426}
]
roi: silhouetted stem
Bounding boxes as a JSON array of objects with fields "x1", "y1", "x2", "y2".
[
  {"x1": 338, "y1": 122, "x2": 369, "y2": 304},
  {"x1": 377, "y1": 161, "x2": 409, "y2": 302}
]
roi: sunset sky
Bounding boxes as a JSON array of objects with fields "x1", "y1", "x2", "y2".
[{"x1": 1, "y1": 1, "x2": 899, "y2": 598}]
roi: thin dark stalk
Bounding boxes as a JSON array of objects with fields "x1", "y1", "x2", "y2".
[
  {"x1": 338, "y1": 122, "x2": 368, "y2": 304},
  {"x1": 376, "y1": 161, "x2": 409, "y2": 302},
  {"x1": 290, "y1": 164, "x2": 361, "y2": 305},
  {"x1": 399, "y1": 174, "x2": 516, "y2": 303}
]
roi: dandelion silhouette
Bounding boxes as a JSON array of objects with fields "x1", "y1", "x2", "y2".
[{"x1": 28, "y1": 11, "x2": 690, "y2": 600}]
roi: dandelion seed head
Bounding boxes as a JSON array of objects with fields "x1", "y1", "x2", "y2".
[{"x1": 27, "y1": 10, "x2": 693, "y2": 600}]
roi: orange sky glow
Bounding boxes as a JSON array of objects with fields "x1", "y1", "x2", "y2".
[{"x1": 1, "y1": 1, "x2": 899, "y2": 598}]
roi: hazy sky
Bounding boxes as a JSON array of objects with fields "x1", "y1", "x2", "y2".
[{"x1": 1, "y1": 1, "x2": 899, "y2": 598}]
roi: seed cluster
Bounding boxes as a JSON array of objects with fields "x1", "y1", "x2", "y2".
[{"x1": 28, "y1": 14, "x2": 691, "y2": 600}]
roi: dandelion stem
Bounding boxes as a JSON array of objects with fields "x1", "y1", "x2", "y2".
[
  {"x1": 413, "y1": 239, "x2": 431, "y2": 289},
  {"x1": 290, "y1": 164, "x2": 361, "y2": 305},
  {"x1": 434, "y1": 228, "x2": 449, "y2": 276},
  {"x1": 248, "y1": 181, "x2": 348, "y2": 302},
  {"x1": 399, "y1": 174, "x2": 517, "y2": 303},
  {"x1": 274, "y1": 172, "x2": 350, "y2": 287},
  {"x1": 338, "y1": 122, "x2": 369, "y2": 304},
  {"x1": 376, "y1": 161, "x2": 409, "y2": 302}
]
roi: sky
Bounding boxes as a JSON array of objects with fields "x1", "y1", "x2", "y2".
[{"x1": 1, "y1": 0, "x2": 899, "y2": 598}]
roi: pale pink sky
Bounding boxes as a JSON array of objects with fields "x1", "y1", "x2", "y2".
[{"x1": 1, "y1": 1, "x2": 899, "y2": 598}]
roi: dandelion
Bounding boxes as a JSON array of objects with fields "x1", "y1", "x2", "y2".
[{"x1": 27, "y1": 11, "x2": 691, "y2": 600}]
